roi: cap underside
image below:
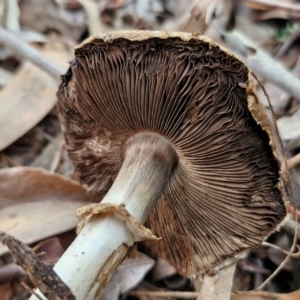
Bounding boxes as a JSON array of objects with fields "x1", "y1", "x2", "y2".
[{"x1": 58, "y1": 32, "x2": 287, "y2": 277}]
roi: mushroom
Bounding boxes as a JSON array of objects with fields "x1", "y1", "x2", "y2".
[{"x1": 34, "y1": 31, "x2": 289, "y2": 299}]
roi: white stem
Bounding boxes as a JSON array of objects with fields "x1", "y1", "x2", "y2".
[
  {"x1": 197, "y1": 263, "x2": 236, "y2": 300},
  {"x1": 29, "y1": 133, "x2": 177, "y2": 300}
]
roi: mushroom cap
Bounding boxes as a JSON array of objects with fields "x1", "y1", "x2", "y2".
[{"x1": 57, "y1": 31, "x2": 288, "y2": 277}]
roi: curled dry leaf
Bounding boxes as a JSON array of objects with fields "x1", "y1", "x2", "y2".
[
  {"x1": 0, "y1": 231, "x2": 75, "y2": 300},
  {"x1": 100, "y1": 252, "x2": 155, "y2": 300},
  {"x1": 0, "y1": 166, "x2": 91, "y2": 255}
]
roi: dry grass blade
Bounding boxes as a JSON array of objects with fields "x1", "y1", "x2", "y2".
[{"x1": 0, "y1": 231, "x2": 75, "y2": 300}]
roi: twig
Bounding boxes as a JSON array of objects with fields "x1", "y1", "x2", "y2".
[
  {"x1": 232, "y1": 291, "x2": 286, "y2": 299},
  {"x1": 0, "y1": 27, "x2": 63, "y2": 79},
  {"x1": 0, "y1": 231, "x2": 75, "y2": 300},
  {"x1": 273, "y1": 56, "x2": 300, "y2": 115},
  {"x1": 76, "y1": 0, "x2": 111, "y2": 35},
  {"x1": 262, "y1": 242, "x2": 300, "y2": 257},
  {"x1": 128, "y1": 290, "x2": 199, "y2": 299},
  {"x1": 4, "y1": 0, "x2": 20, "y2": 32},
  {"x1": 222, "y1": 30, "x2": 300, "y2": 102},
  {"x1": 127, "y1": 290, "x2": 286, "y2": 299},
  {"x1": 287, "y1": 153, "x2": 300, "y2": 170}
]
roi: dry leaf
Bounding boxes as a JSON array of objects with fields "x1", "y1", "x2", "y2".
[
  {"x1": 277, "y1": 109, "x2": 300, "y2": 149},
  {"x1": 0, "y1": 45, "x2": 71, "y2": 151},
  {"x1": 33, "y1": 238, "x2": 64, "y2": 265},
  {"x1": 277, "y1": 289, "x2": 300, "y2": 300},
  {"x1": 0, "y1": 67, "x2": 13, "y2": 87},
  {"x1": 19, "y1": 0, "x2": 86, "y2": 40},
  {"x1": 0, "y1": 167, "x2": 91, "y2": 255},
  {"x1": 100, "y1": 252, "x2": 155, "y2": 300},
  {"x1": 0, "y1": 263, "x2": 25, "y2": 284}
]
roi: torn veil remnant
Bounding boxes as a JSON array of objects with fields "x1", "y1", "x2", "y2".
[{"x1": 55, "y1": 31, "x2": 289, "y2": 298}]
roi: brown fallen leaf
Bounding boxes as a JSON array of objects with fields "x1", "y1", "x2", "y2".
[
  {"x1": 0, "y1": 231, "x2": 75, "y2": 300},
  {"x1": 33, "y1": 238, "x2": 65, "y2": 265},
  {"x1": 0, "y1": 43, "x2": 71, "y2": 151},
  {"x1": 277, "y1": 289, "x2": 300, "y2": 300},
  {"x1": 0, "y1": 166, "x2": 91, "y2": 255},
  {"x1": 100, "y1": 252, "x2": 155, "y2": 300},
  {"x1": 0, "y1": 263, "x2": 25, "y2": 284}
]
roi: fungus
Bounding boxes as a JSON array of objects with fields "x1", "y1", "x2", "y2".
[{"x1": 35, "y1": 31, "x2": 288, "y2": 299}]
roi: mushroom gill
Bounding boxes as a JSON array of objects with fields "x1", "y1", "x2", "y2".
[{"x1": 58, "y1": 34, "x2": 286, "y2": 278}]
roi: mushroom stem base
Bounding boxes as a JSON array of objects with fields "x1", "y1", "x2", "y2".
[{"x1": 29, "y1": 132, "x2": 177, "y2": 300}]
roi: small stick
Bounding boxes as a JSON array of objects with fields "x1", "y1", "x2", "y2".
[
  {"x1": 0, "y1": 27, "x2": 63, "y2": 79},
  {"x1": 0, "y1": 231, "x2": 75, "y2": 300},
  {"x1": 128, "y1": 290, "x2": 198, "y2": 299},
  {"x1": 127, "y1": 290, "x2": 286, "y2": 299},
  {"x1": 231, "y1": 291, "x2": 287, "y2": 299},
  {"x1": 287, "y1": 153, "x2": 300, "y2": 170},
  {"x1": 262, "y1": 242, "x2": 300, "y2": 258}
]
